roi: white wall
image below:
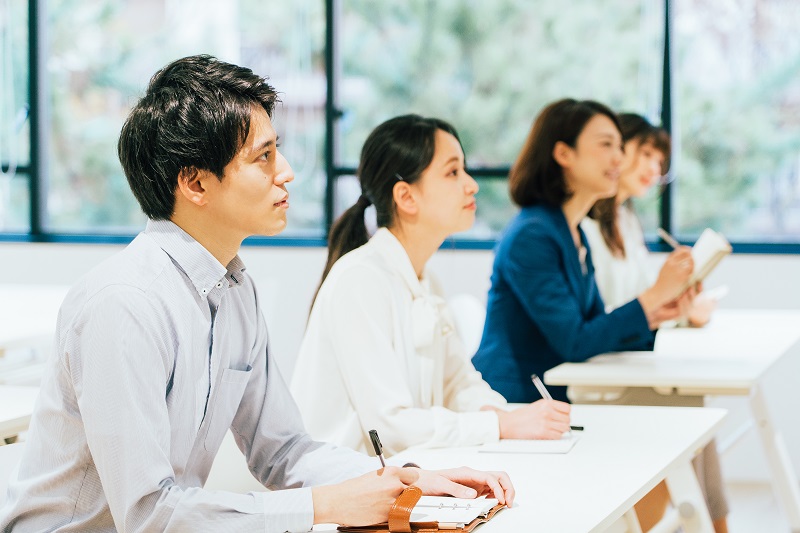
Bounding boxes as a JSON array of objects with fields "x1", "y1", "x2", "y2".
[{"x1": 3, "y1": 241, "x2": 800, "y2": 482}]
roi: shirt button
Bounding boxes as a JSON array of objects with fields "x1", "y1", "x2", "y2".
[
  {"x1": 216, "y1": 282, "x2": 223, "y2": 288},
  {"x1": 201, "y1": 288, "x2": 208, "y2": 295}
]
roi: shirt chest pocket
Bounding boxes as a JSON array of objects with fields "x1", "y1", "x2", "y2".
[{"x1": 203, "y1": 366, "x2": 252, "y2": 452}]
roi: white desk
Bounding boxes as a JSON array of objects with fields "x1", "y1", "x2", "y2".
[
  {"x1": 545, "y1": 310, "x2": 800, "y2": 531},
  {"x1": 0, "y1": 284, "x2": 68, "y2": 353},
  {"x1": 0, "y1": 386, "x2": 39, "y2": 442},
  {"x1": 0, "y1": 284, "x2": 68, "y2": 385},
  {"x1": 392, "y1": 405, "x2": 726, "y2": 533}
]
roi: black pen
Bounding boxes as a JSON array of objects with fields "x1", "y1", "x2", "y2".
[
  {"x1": 369, "y1": 429, "x2": 386, "y2": 468},
  {"x1": 531, "y1": 374, "x2": 584, "y2": 433}
]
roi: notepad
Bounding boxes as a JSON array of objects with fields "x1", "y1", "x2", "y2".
[
  {"x1": 677, "y1": 228, "x2": 732, "y2": 295},
  {"x1": 409, "y1": 496, "x2": 499, "y2": 527},
  {"x1": 478, "y1": 432, "x2": 580, "y2": 454}
]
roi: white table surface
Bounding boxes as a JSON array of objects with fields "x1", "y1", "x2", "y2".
[
  {"x1": 0, "y1": 284, "x2": 69, "y2": 352},
  {"x1": 544, "y1": 310, "x2": 800, "y2": 531},
  {"x1": 545, "y1": 310, "x2": 800, "y2": 394},
  {"x1": 0, "y1": 386, "x2": 39, "y2": 441},
  {"x1": 392, "y1": 405, "x2": 726, "y2": 533}
]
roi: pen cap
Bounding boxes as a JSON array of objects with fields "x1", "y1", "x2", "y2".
[{"x1": 368, "y1": 429, "x2": 383, "y2": 455}]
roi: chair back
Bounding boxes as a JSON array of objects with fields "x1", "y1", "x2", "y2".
[{"x1": 447, "y1": 294, "x2": 487, "y2": 359}]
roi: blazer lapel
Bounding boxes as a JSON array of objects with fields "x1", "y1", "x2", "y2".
[{"x1": 550, "y1": 207, "x2": 589, "y2": 311}]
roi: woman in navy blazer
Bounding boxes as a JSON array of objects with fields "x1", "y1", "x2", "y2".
[{"x1": 473, "y1": 99, "x2": 697, "y2": 403}]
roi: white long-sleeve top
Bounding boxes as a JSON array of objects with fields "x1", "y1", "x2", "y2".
[
  {"x1": 581, "y1": 205, "x2": 654, "y2": 311},
  {"x1": 291, "y1": 228, "x2": 505, "y2": 457}
]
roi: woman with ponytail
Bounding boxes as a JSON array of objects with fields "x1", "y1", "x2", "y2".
[
  {"x1": 582, "y1": 113, "x2": 717, "y2": 326},
  {"x1": 291, "y1": 114, "x2": 571, "y2": 457}
]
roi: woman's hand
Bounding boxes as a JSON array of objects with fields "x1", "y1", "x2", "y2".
[
  {"x1": 685, "y1": 282, "x2": 716, "y2": 327},
  {"x1": 484, "y1": 401, "x2": 571, "y2": 440},
  {"x1": 651, "y1": 247, "x2": 695, "y2": 304},
  {"x1": 639, "y1": 247, "x2": 695, "y2": 327},
  {"x1": 641, "y1": 284, "x2": 698, "y2": 329}
]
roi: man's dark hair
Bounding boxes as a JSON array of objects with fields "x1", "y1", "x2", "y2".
[{"x1": 118, "y1": 54, "x2": 279, "y2": 220}]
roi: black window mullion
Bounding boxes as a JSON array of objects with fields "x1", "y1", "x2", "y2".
[
  {"x1": 659, "y1": 0, "x2": 673, "y2": 243},
  {"x1": 28, "y1": 0, "x2": 46, "y2": 240},
  {"x1": 324, "y1": 0, "x2": 341, "y2": 239}
]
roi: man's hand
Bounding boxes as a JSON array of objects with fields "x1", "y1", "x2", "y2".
[
  {"x1": 484, "y1": 400, "x2": 571, "y2": 440},
  {"x1": 312, "y1": 465, "x2": 516, "y2": 526},
  {"x1": 415, "y1": 467, "x2": 515, "y2": 507},
  {"x1": 311, "y1": 466, "x2": 418, "y2": 526}
]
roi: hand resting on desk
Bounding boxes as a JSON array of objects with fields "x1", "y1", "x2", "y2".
[{"x1": 311, "y1": 466, "x2": 513, "y2": 527}]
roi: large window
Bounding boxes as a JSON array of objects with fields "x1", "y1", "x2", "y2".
[
  {"x1": 27, "y1": 0, "x2": 325, "y2": 238},
  {"x1": 334, "y1": 0, "x2": 665, "y2": 238},
  {"x1": 3, "y1": 0, "x2": 800, "y2": 250},
  {"x1": 0, "y1": 0, "x2": 30, "y2": 232},
  {"x1": 673, "y1": 0, "x2": 800, "y2": 242}
]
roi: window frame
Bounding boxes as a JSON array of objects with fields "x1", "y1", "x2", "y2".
[{"x1": 3, "y1": 0, "x2": 798, "y2": 253}]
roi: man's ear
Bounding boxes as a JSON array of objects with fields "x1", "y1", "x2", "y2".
[
  {"x1": 176, "y1": 167, "x2": 209, "y2": 207},
  {"x1": 392, "y1": 181, "x2": 418, "y2": 217},
  {"x1": 552, "y1": 141, "x2": 574, "y2": 169}
]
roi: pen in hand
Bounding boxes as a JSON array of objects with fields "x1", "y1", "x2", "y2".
[
  {"x1": 531, "y1": 374, "x2": 583, "y2": 432},
  {"x1": 369, "y1": 429, "x2": 386, "y2": 468},
  {"x1": 657, "y1": 228, "x2": 681, "y2": 250}
]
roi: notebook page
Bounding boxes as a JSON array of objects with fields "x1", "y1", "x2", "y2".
[
  {"x1": 410, "y1": 496, "x2": 498, "y2": 525},
  {"x1": 478, "y1": 432, "x2": 580, "y2": 454}
]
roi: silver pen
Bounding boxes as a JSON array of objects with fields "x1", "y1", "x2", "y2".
[
  {"x1": 531, "y1": 374, "x2": 583, "y2": 432},
  {"x1": 657, "y1": 228, "x2": 681, "y2": 250}
]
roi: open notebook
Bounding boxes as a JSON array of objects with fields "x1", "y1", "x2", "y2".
[
  {"x1": 334, "y1": 495, "x2": 503, "y2": 532},
  {"x1": 409, "y1": 496, "x2": 499, "y2": 528},
  {"x1": 478, "y1": 432, "x2": 580, "y2": 454},
  {"x1": 677, "y1": 228, "x2": 732, "y2": 296}
]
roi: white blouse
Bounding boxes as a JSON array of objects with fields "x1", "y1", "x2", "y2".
[
  {"x1": 581, "y1": 205, "x2": 654, "y2": 311},
  {"x1": 291, "y1": 228, "x2": 505, "y2": 457}
]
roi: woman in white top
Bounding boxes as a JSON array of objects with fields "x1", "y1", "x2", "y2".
[
  {"x1": 582, "y1": 114, "x2": 728, "y2": 532},
  {"x1": 291, "y1": 115, "x2": 570, "y2": 457},
  {"x1": 582, "y1": 113, "x2": 715, "y2": 324}
]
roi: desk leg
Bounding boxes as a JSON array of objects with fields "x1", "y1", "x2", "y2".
[
  {"x1": 665, "y1": 460, "x2": 714, "y2": 533},
  {"x1": 750, "y1": 385, "x2": 800, "y2": 531}
]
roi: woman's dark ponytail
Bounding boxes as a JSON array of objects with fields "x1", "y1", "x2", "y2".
[{"x1": 319, "y1": 194, "x2": 372, "y2": 287}]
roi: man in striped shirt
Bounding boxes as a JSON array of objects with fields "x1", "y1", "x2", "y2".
[{"x1": 0, "y1": 55, "x2": 513, "y2": 533}]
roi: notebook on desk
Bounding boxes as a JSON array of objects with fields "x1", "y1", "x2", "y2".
[
  {"x1": 409, "y1": 496, "x2": 500, "y2": 526},
  {"x1": 478, "y1": 432, "x2": 580, "y2": 454},
  {"x1": 337, "y1": 487, "x2": 504, "y2": 532}
]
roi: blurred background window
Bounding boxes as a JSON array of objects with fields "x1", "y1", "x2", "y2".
[
  {"x1": 672, "y1": 0, "x2": 800, "y2": 242},
  {"x1": 0, "y1": 0, "x2": 30, "y2": 232},
  {"x1": 334, "y1": 0, "x2": 665, "y2": 238},
  {"x1": 41, "y1": 0, "x2": 325, "y2": 237},
  {"x1": 3, "y1": 0, "x2": 800, "y2": 248}
]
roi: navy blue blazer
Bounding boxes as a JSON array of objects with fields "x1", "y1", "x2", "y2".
[{"x1": 472, "y1": 203, "x2": 656, "y2": 403}]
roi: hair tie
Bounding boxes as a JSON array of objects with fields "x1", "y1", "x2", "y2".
[{"x1": 357, "y1": 193, "x2": 372, "y2": 208}]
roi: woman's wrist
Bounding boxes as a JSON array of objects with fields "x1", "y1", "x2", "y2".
[{"x1": 637, "y1": 289, "x2": 663, "y2": 330}]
